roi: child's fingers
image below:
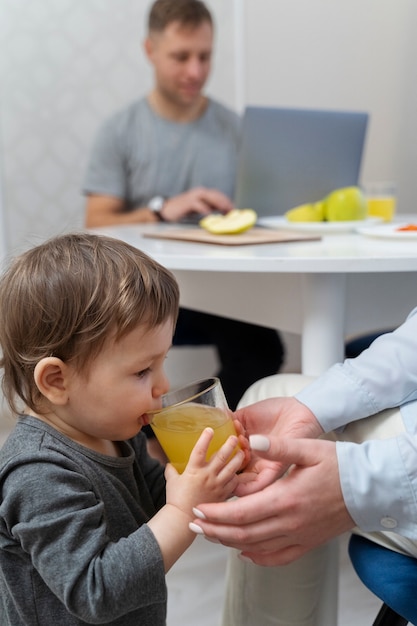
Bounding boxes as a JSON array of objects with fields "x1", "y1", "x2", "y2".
[
  {"x1": 186, "y1": 429, "x2": 245, "y2": 476},
  {"x1": 214, "y1": 435, "x2": 238, "y2": 462},
  {"x1": 209, "y1": 435, "x2": 244, "y2": 473},
  {"x1": 232, "y1": 418, "x2": 251, "y2": 467},
  {"x1": 187, "y1": 427, "x2": 214, "y2": 467},
  {"x1": 222, "y1": 448, "x2": 246, "y2": 479},
  {"x1": 233, "y1": 417, "x2": 246, "y2": 438},
  {"x1": 214, "y1": 450, "x2": 246, "y2": 493},
  {"x1": 237, "y1": 434, "x2": 251, "y2": 468}
]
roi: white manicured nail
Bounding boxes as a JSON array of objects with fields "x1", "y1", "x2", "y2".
[
  {"x1": 192, "y1": 507, "x2": 206, "y2": 519},
  {"x1": 189, "y1": 522, "x2": 205, "y2": 535},
  {"x1": 249, "y1": 434, "x2": 270, "y2": 451}
]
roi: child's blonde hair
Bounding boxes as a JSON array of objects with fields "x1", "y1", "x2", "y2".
[{"x1": 0, "y1": 232, "x2": 179, "y2": 414}]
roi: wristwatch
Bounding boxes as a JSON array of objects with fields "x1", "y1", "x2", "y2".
[{"x1": 148, "y1": 196, "x2": 166, "y2": 221}]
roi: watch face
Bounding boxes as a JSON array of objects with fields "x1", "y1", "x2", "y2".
[{"x1": 149, "y1": 196, "x2": 164, "y2": 212}]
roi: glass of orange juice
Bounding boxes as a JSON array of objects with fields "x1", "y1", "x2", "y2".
[
  {"x1": 150, "y1": 377, "x2": 236, "y2": 473},
  {"x1": 364, "y1": 182, "x2": 397, "y2": 222}
]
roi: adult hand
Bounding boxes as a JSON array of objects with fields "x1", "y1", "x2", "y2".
[
  {"x1": 160, "y1": 187, "x2": 233, "y2": 221},
  {"x1": 189, "y1": 437, "x2": 355, "y2": 566},
  {"x1": 232, "y1": 397, "x2": 324, "y2": 495}
]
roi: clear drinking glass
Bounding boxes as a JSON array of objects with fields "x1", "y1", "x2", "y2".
[
  {"x1": 363, "y1": 182, "x2": 397, "y2": 222},
  {"x1": 150, "y1": 377, "x2": 237, "y2": 473}
]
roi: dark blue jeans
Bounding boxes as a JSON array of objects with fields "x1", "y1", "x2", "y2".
[{"x1": 173, "y1": 308, "x2": 285, "y2": 410}]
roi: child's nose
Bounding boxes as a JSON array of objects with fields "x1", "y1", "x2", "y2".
[{"x1": 153, "y1": 371, "x2": 170, "y2": 398}]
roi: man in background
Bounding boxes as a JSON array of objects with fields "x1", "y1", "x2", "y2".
[{"x1": 83, "y1": 0, "x2": 284, "y2": 413}]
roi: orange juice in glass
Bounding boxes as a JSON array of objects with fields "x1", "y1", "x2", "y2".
[
  {"x1": 364, "y1": 182, "x2": 396, "y2": 222},
  {"x1": 150, "y1": 377, "x2": 236, "y2": 473}
]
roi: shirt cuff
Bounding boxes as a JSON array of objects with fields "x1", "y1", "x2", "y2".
[{"x1": 337, "y1": 437, "x2": 417, "y2": 539}]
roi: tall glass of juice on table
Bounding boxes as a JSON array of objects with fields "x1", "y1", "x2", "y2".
[
  {"x1": 364, "y1": 182, "x2": 397, "y2": 222},
  {"x1": 150, "y1": 377, "x2": 237, "y2": 473}
]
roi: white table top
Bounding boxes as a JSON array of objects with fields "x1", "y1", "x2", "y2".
[
  {"x1": 89, "y1": 220, "x2": 417, "y2": 375},
  {"x1": 90, "y1": 221, "x2": 417, "y2": 273}
]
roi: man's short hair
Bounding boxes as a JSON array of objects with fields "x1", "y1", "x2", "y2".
[{"x1": 148, "y1": 0, "x2": 213, "y2": 33}]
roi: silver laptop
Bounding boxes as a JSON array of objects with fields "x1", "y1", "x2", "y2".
[{"x1": 234, "y1": 106, "x2": 369, "y2": 217}]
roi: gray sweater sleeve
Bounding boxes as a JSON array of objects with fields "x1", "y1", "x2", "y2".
[{"x1": 0, "y1": 424, "x2": 167, "y2": 624}]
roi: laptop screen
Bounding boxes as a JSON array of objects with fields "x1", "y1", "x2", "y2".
[{"x1": 234, "y1": 106, "x2": 369, "y2": 217}]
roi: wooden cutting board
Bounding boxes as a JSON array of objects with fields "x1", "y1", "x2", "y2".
[{"x1": 142, "y1": 227, "x2": 321, "y2": 246}]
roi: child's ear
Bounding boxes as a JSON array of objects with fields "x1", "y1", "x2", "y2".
[{"x1": 34, "y1": 357, "x2": 69, "y2": 406}]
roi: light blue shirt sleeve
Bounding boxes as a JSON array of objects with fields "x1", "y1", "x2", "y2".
[
  {"x1": 295, "y1": 307, "x2": 417, "y2": 538},
  {"x1": 337, "y1": 435, "x2": 417, "y2": 538},
  {"x1": 296, "y1": 306, "x2": 417, "y2": 431}
]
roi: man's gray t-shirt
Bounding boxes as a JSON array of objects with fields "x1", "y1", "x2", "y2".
[
  {"x1": 0, "y1": 415, "x2": 167, "y2": 625},
  {"x1": 83, "y1": 97, "x2": 240, "y2": 210}
]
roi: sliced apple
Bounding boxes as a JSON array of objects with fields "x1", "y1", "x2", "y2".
[{"x1": 199, "y1": 209, "x2": 257, "y2": 234}]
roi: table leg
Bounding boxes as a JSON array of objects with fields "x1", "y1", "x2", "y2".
[
  {"x1": 301, "y1": 273, "x2": 347, "y2": 376},
  {"x1": 301, "y1": 273, "x2": 347, "y2": 624}
]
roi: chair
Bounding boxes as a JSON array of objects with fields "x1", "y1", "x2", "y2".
[{"x1": 348, "y1": 534, "x2": 417, "y2": 625}]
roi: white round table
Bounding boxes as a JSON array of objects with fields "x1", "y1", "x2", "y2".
[{"x1": 90, "y1": 222, "x2": 417, "y2": 375}]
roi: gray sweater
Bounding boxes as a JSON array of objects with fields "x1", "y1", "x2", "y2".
[
  {"x1": 0, "y1": 415, "x2": 167, "y2": 624},
  {"x1": 83, "y1": 97, "x2": 240, "y2": 211}
]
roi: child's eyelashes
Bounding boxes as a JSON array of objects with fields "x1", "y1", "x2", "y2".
[{"x1": 136, "y1": 368, "x2": 151, "y2": 379}]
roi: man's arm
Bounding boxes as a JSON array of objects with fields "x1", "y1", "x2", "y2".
[
  {"x1": 85, "y1": 188, "x2": 234, "y2": 227},
  {"x1": 85, "y1": 195, "x2": 158, "y2": 227},
  {"x1": 297, "y1": 306, "x2": 417, "y2": 432}
]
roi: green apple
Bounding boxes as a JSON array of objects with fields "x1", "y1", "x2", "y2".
[
  {"x1": 286, "y1": 201, "x2": 325, "y2": 222},
  {"x1": 324, "y1": 187, "x2": 367, "y2": 221}
]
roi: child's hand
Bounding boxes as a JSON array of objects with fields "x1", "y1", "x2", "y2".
[
  {"x1": 165, "y1": 427, "x2": 245, "y2": 518},
  {"x1": 233, "y1": 417, "x2": 251, "y2": 469},
  {"x1": 148, "y1": 428, "x2": 246, "y2": 572}
]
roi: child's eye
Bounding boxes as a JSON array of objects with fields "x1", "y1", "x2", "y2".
[{"x1": 136, "y1": 368, "x2": 151, "y2": 379}]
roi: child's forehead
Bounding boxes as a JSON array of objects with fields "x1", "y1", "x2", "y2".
[{"x1": 110, "y1": 319, "x2": 174, "y2": 345}]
